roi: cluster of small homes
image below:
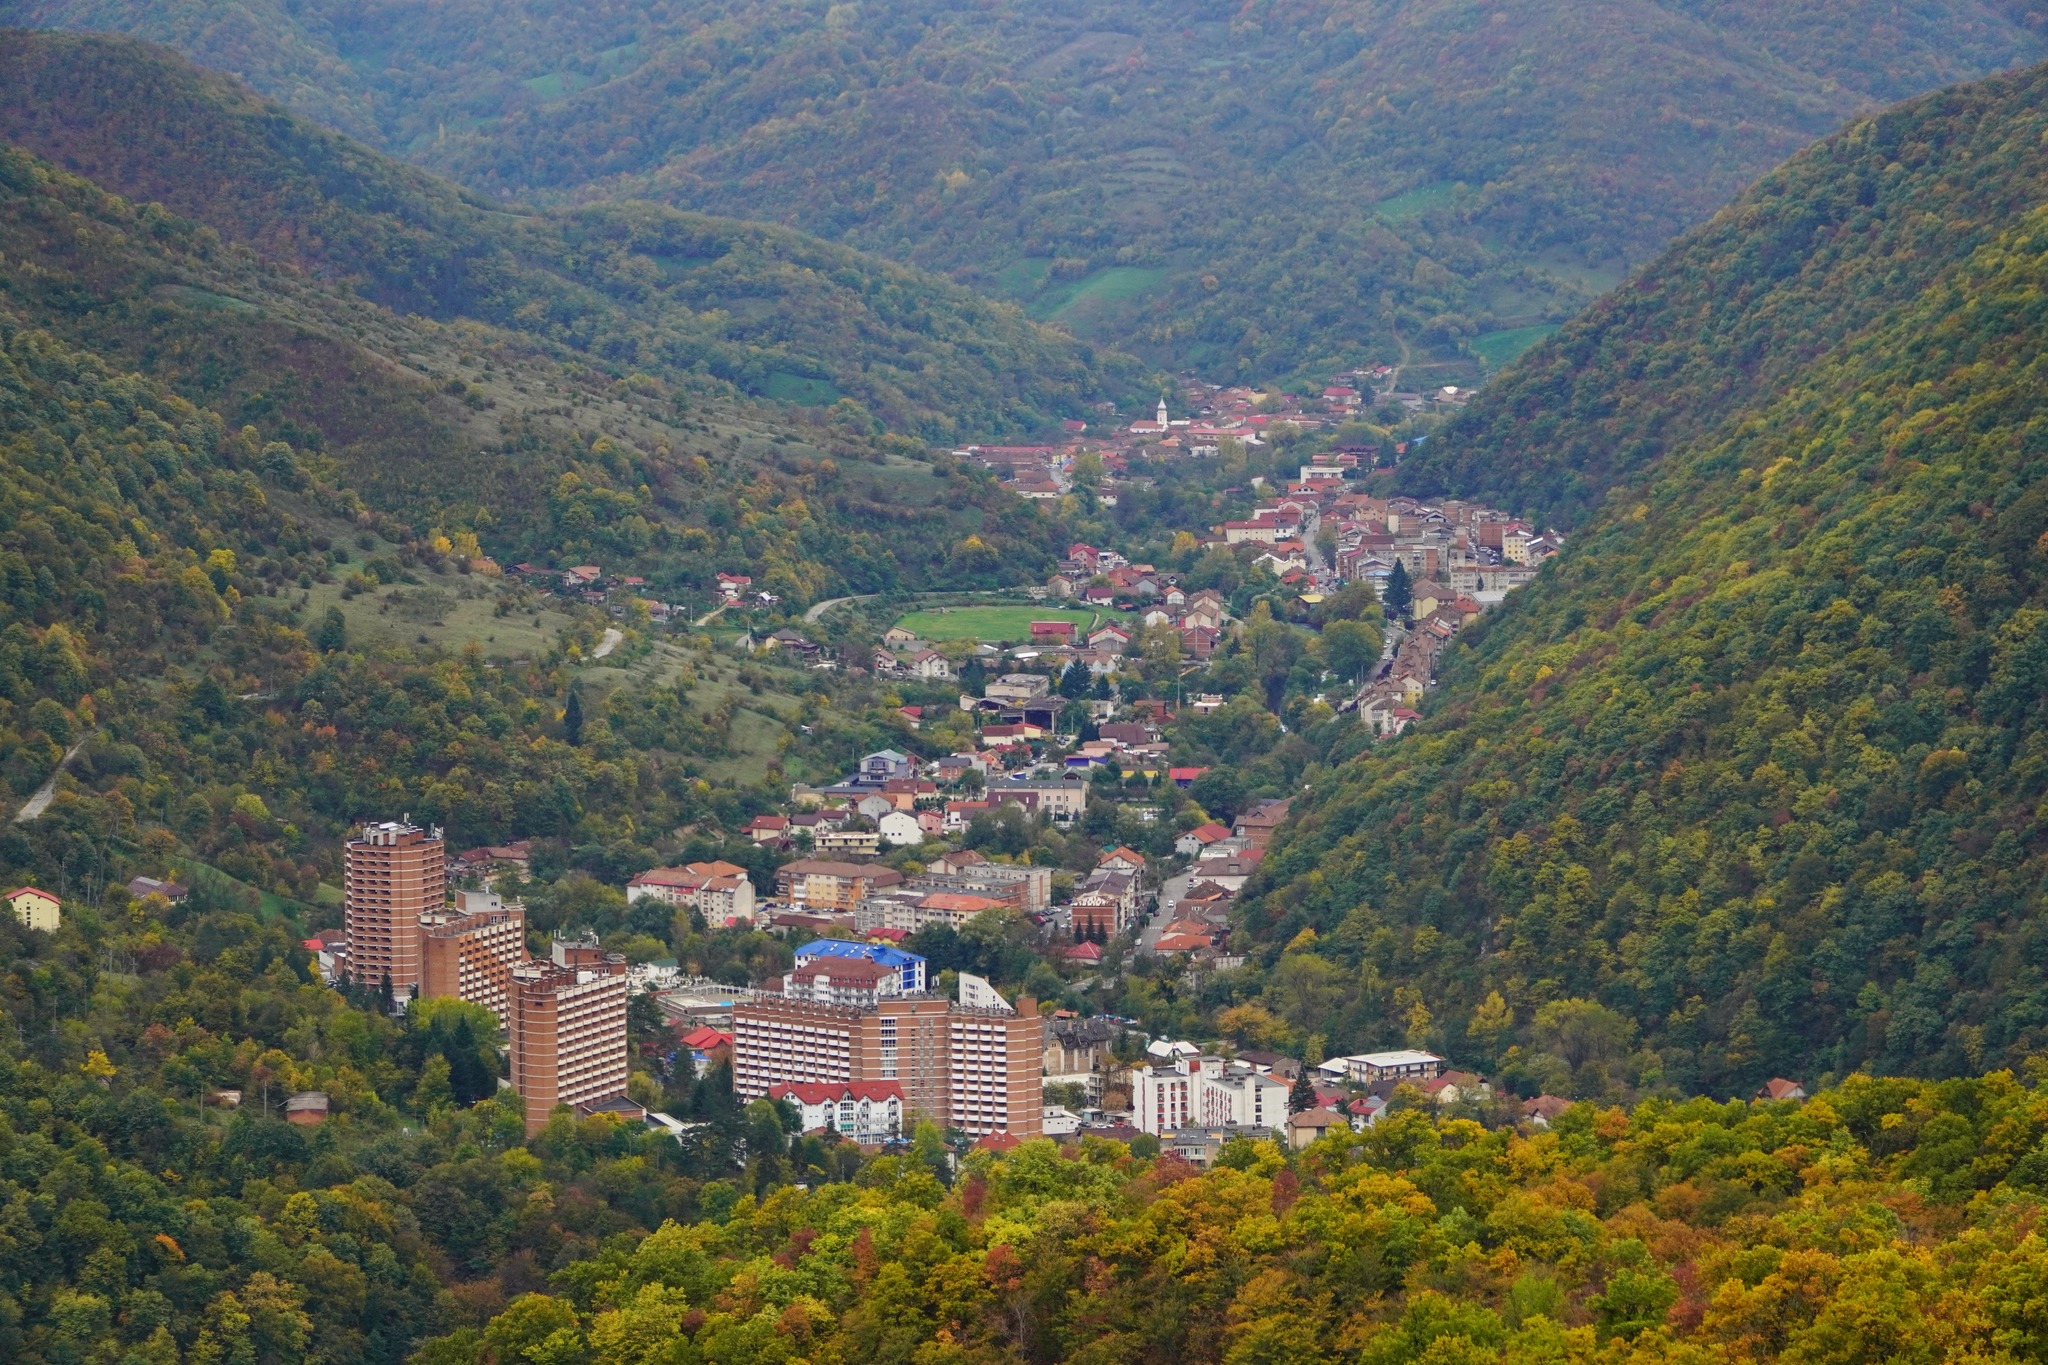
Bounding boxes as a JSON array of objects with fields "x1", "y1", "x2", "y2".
[
  {"x1": 1201, "y1": 478, "x2": 1565, "y2": 731},
  {"x1": 758, "y1": 848, "x2": 1053, "y2": 940},
  {"x1": 1134, "y1": 798, "x2": 1292, "y2": 960},
  {"x1": 504, "y1": 561, "x2": 696, "y2": 620},
  {"x1": 1065, "y1": 846, "x2": 1151, "y2": 948}
]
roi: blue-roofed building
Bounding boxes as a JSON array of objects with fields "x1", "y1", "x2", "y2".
[{"x1": 795, "y1": 940, "x2": 927, "y2": 993}]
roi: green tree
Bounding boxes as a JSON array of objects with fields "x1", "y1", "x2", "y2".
[
  {"x1": 1322, "y1": 619, "x2": 1380, "y2": 685},
  {"x1": 314, "y1": 606, "x2": 347, "y2": 653},
  {"x1": 1382, "y1": 561, "x2": 1412, "y2": 620}
]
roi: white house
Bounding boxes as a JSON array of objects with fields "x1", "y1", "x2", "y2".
[
  {"x1": 877, "y1": 810, "x2": 924, "y2": 846},
  {"x1": 1043, "y1": 1105, "x2": 1081, "y2": 1136},
  {"x1": 625, "y1": 863, "x2": 758, "y2": 925}
]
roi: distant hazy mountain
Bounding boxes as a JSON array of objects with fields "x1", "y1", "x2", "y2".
[{"x1": 7, "y1": 0, "x2": 2042, "y2": 381}]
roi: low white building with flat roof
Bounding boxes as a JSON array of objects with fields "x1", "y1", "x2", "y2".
[{"x1": 1318, "y1": 1049, "x2": 1445, "y2": 1086}]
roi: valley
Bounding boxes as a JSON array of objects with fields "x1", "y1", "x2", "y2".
[{"x1": 0, "y1": 8, "x2": 2046, "y2": 1365}]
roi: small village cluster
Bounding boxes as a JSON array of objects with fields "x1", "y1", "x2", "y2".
[{"x1": 957, "y1": 371, "x2": 1470, "y2": 501}]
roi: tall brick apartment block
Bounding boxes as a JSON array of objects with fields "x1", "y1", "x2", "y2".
[
  {"x1": 343, "y1": 820, "x2": 445, "y2": 996},
  {"x1": 733, "y1": 992, "x2": 1043, "y2": 1139},
  {"x1": 420, "y1": 890, "x2": 529, "y2": 1023},
  {"x1": 509, "y1": 936, "x2": 630, "y2": 1133}
]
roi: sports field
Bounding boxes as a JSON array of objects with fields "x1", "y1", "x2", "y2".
[{"x1": 891, "y1": 603, "x2": 1129, "y2": 643}]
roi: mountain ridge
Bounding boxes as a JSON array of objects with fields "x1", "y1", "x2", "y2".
[
  {"x1": 11, "y1": 0, "x2": 2043, "y2": 378},
  {"x1": 1234, "y1": 57, "x2": 2048, "y2": 1097},
  {"x1": 0, "y1": 28, "x2": 1148, "y2": 442}
]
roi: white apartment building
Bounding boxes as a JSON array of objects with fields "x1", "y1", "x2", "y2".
[{"x1": 1133, "y1": 1053, "x2": 1290, "y2": 1136}]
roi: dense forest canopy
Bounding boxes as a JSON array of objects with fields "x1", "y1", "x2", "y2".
[
  {"x1": 0, "y1": 30, "x2": 1148, "y2": 442},
  {"x1": 420, "y1": 1070, "x2": 2048, "y2": 1365},
  {"x1": 7, "y1": 0, "x2": 2042, "y2": 380},
  {"x1": 1235, "y1": 61, "x2": 2048, "y2": 1099}
]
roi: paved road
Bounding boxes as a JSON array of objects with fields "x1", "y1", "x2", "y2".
[
  {"x1": 1301, "y1": 507, "x2": 1330, "y2": 580},
  {"x1": 592, "y1": 627, "x2": 623, "y2": 659},
  {"x1": 803, "y1": 593, "x2": 878, "y2": 623},
  {"x1": 14, "y1": 741, "x2": 83, "y2": 824},
  {"x1": 1139, "y1": 869, "x2": 1194, "y2": 953}
]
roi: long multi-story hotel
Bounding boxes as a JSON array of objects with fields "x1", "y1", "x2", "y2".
[
  {"x1": 508, "y1": 935, "x2": 630, "y2": 1133},
  {"x1": 343, "y1": 819, "x2": 445, "y2": 994},
  {"x1": 420, "y1": 889, "x2": 529, "y2": 1023},
  {"x1": 733, "y1": 987, "x2": 1042, "y2": 1139}
]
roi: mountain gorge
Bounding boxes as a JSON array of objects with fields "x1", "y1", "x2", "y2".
[
  {"x1": 1241, "y1": 60, "x2": 2048, "y2": 1097},
  {"x1": 6, "y1": 8, "x2": 2048, "y2": 1365},
  {"x1": 10, "y1": 0, "x2": 2043, "y2": 380}
]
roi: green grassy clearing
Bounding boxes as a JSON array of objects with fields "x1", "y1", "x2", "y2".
[
  {"x1": 294, "y1": 571, "x2": 579, "y2": 660},
  {"x1": 521, "y1": 73, "x2": 571, "y2": 100},
  {"x1": 761, "y1": 371, "x2": 844, "y2": 405},
  {"x1": 181, "y1": 859, "x2": 316, "y2": 923},
  {"x1": 1471, "y1": 324, "x2": 1561, "y2": 369},
  {"x1": 1037, "y1": 267, "x2": 1169, "y2": 325},
  {"x1": 891, "y1": 603, "x2": 1128, "y2": 643},
  {"x1": 1373, "y1": 181, "x2": 1461, "y2": 221},
  {"x1": 577, "y1": 641, "x2": 809, "y2": 784},
  {"x1": 995, "y1": 256, "x2": 1054, "y2": 297},
  {"x1": 1527, "y1": 246, "x2": 1631, "y2": 296},
  {"x1": 155, "y1": 284, "x2": 259, "y2": 313}
]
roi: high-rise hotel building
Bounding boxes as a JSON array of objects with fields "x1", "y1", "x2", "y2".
[
  {"x1": 343, "y1": 820, "x2": 446, "y2": 994},
  {"x1": 509, "y1": 936, "x2": 631, "y2": 1133},
  {"x1": 420, "y1": 889, "x2": 529, "y2": 1023},
  {"x1": 733, "y1": 990, "x2": 1043, "y2": 1139}
]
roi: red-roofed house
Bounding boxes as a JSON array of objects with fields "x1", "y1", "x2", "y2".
[
  {"x1": 676, "y1": 1025, "x2": 734, "y2": 1069},
  {"x1": 1153, "y1": 932, "x2": 1214, "y2": 954},
  {"x1": 1174, "y1": 823, "x2": 1231, "y2": 856},
  {"x1": 1098, "y1": 847, "x2": 1147, "y2": 875},
  {"x1": 1030, "y1": 620, "x2": 1078, "y2": 644},
  {"x1": 784, "y1": 956, "x2": 901, "y2": 1006},
  {"x1": 769, "y1": 1081, "x2": 905, "y2": 1142},
  {"x1": 5, "y1": 887, "x2": 59, "y2": 932},
  {"x1": 1169, "y1": 767, "x2": 1208, "y2": 788},
  {"x1": 628, "y1": 862, "x2": 758, "y2": 924}
]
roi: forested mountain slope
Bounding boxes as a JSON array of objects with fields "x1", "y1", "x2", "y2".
[
  {"x1": 0, "y1": 128, "x2": 1070, "y2": 597},
  {"x1": 1398, "y1": 61, "x2": 2048, "y2": 530},
  {"x1": 5, "y1": 0, "x2": 2041, "y2": 379},
  {"x1": 1237, "y1": 60, "x2": 2048, "y2": 1099},
  {"x1": 0, "y1": 51, "x2": 1092, "y2": 929},
  {"x1": 0, "y1": 30, "x2": 1141, "y2": 442}
]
